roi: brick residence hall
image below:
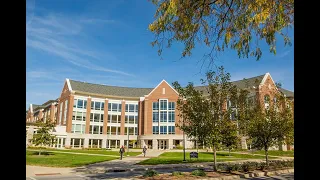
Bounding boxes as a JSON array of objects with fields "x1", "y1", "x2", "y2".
[{"x1": 26, "y1": 72, "x2": 294, "y2": 150}]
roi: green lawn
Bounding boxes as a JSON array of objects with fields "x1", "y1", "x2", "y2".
[
  {"x1": 27, "y1": 148, "x2": 141, "y2": 156},
  {"x1": 253, "y1": 150, "x2": 294, "y2": 157},
  {"x1": 137, "y1": 152, "x2": 275, "y2": 165},
  {"x1": 26, "y1": 150, "x2": 118, "y2": 167}
]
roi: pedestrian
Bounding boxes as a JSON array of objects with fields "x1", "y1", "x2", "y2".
[
  {"x1": 119, "y1": 145, "x2": 125, "y2": 160},
  {"x1": 142, "y1": 146, "x2": 147, "y2": 157}
]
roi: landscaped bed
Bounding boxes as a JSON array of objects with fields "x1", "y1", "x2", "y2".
[
  {"x1": 137, "y1": 152, "x2": 276, "y2": 165},
  {"x1": 137, "y1": 160, "x2": 294, "y2": 179}
]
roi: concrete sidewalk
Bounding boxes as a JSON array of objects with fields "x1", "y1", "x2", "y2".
[{"x1": 26, "y1": 165, "x2": 75, "y2": 177}]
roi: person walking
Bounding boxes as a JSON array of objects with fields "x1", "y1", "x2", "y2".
[
  {"x1": 142, "y1": 146, "x2": 147, "y2": 157},
  {"x1": 119, "y1": 145, "x2": 125, "y2": 160}
]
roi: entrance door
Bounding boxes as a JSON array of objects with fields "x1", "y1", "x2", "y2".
[{"x1": 159, "y1": 140, "x2": 167, "y2": 149}]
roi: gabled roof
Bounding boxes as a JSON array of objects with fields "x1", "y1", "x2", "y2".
[
  {"x1": 69, "y1": 80, "x2": 153, "y2": 98},
  {"x1": 67, "y1": 73, "x2": 293, "y2": 99},
  {"x1": 278, "y1": 88, "x2": 294, "y2": 98},
  {"x1": 193, "y1": 74, "x2": 265, "y2": 94}
]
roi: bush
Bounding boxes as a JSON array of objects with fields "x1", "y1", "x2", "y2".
[
  {"x1": 172, "y1": 171, "x2": 183, "y2": 176},
  {"x1": 241, "y1": 162, "x2": 256, "y2": 172},
  {"x1": 191, "y1": 169, "x2": 206, "y2": 176},
  {"x1": 143, "y1": 169, "x2": 158, "y2": 177},
  {"x1": 175, "y1": 145, "x2": 184, "y2": 149},
  {"x1": 258, "y1": 162, "x2": 267, "y2": 170}
]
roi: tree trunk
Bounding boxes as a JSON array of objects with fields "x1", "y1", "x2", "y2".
[
  {"x1": 265, "y1": 147, "x2": 269, "y2": 168},
  {"x1": 39, "y1": 148, "x2": 41, "y2": 156},
  {"x1": 213, "y1": 145, "x2": 217, "y2": 171}
]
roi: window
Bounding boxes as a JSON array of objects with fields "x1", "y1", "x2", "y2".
[
  {"x1": 90, "y1": 113, "x2": 104, "y2": 123},
  {"x1": 89, "y1": 125, "x2": 103, "y2": 134},
  {"x1": 160, "y1": 111, "x2": 167, "y2": 122},
  {"x1": 135, "y1": 104, "x2": 138, "y2": 112},
  {"x1": 125, "y1": 104, "x2": 135, "y2": 112},
  {"x1": 160, "y1": 100, "x2": 167, "y2": 110},
  {"x1": 71, "y1": 138, "x2": 84, "y2": 148},
  {"x1": 108, "y1": 103, "x2": 122, "y2": 112},
  {"x1": 91, "y1": 101, "x2": 105, "y2": 111},
  {"x1": 108, "y1": 126, "x2": 120, "y2": 135},
  {"x1": 135, "y1": 127, "x2": 138, "y2": 135},
  {"x1": 153, "y1": 112, "x2": 159, "y2": 122},
  {"x1": 168, "y1": 126, "x2": 175, "y2": 134},
  {"x1": 153, "y1": 126, "x2": 159, "y2": 134},
  {"x1": 63, "y1": 100, "x2": 68, "y2": 124},
  {"x1": 71, "y1": 124, "x2": 86, "y2": 134},
  {"x1": 168, "y1": 111, "x2": 175, "y2": 122},
  {"x1": 264, "y1": 95, "x2": 270, "y2": 104},
  {"x1": 73, "y1": 99, "x2": 87, "y2": 109},
  {"x1": 73, "y1": 111, "x2": 86, "y2": 121},
  {"x1": 231, "y1": 111, "x2": 236, "y2": 120},
  {"x1": 153, "y1": 102, "x2": 159, "y2": 110},
  {"x1": 168, "y1": 102, "x2": 175, "y2": 110},
  {"x1": 109, "y1": 114, "x2": 121, "y2": 123},
  {"x1": 125, "y1": 127, "x2": 135, "y2": 135},
  {"x1": 160, "y1": 126, "x2": 167, "y2": 134},
  {"x1": 89, "y1": 139, "x2": 102, "y2": 148}
]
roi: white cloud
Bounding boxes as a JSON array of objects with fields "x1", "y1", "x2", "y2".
[{"x1": 26, "y1": 13, "x2": 134, "y2": 77}]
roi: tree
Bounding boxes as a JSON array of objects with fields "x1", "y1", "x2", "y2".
[
  {"x1": 246, "y1": 93, "x2": 293, "y2": 167},
  {"x1": 172, "y1": 81, "x2": 208, "y2": 154},
  {"x1": 149, "y1": 0, "x2": 293, "y2": 63},
  {"x1": 173, "y1": 66, "x2": 238, "y2": 171},
  {"x1": 220, "y1": 118, "x2": 240, "y2": 156},
  {"x1": 32, "y1": 119, "x2": 56, "y2": 155}
]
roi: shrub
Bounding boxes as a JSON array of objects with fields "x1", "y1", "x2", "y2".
[
  {"x1": 191, "y1": 169, "x2": 206, "y2": 176},
  {"x1": 259, "y1": 162, "x2": 267, "y2": 170},
  {"x1": 143, "y1": 169, "x2": 158, "y2": 177},
  {"x1": 175, "y1": 145, "x2": 184, "y2": 149},
  {"x1": 241, "y1": 162, "x2": 256, "y2": 172},
  {"x1": 172, "y1": 171, "x2": 183, "y2": 176}
]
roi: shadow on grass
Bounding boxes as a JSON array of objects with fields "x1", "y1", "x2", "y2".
[
  {"x1": 29, "y1": 151, "x2": 55, "y2": 156},
  {"x1": 201, "y1": 152, "x2": 230, "y2": 157}
]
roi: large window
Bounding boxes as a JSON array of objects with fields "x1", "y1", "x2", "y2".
[
  {"x1": 160, "y1": 111, "x2": 167, "y2": 122},
  {"x1": 108, "y1": 103, "x2": 122, "y2": 112},
  {"x1": 71, "y1": 138, "x2": 84, "y2": 148},
  {"x1": 160, "y1": 100, "x2": 167, "y2": 110},
  {"x1": 89, "y1": 125, "x2": 103, "y2": 134},
  {"x1": 73, "y1": 99, "x2": 87, "y2": 109},
  {"x1": 168, "y1": 111, "x2": 175, "y2": 122},
  {"x1": 72, "y1": 111, "x2": 86, "y2": 121},
  {"x1": 71, "y1": 124, "x2": 86, "y2": 134},
  {"x1": 160, "y1": 126, "x2": 167, "y2": 134},
  {"x1": 125, "y1": 104, "x2": 138, "y2": 112},
  {"x1": 125, "y1": 127, "x2": 135, "y2": 135},
  {"x1": 90, "y1": 113, "x2": 104, "y2": 123},
  {"x1": 153, "y1": 102, "x2": 159, "y2": 110},
  {"x1": 91, "y1": 101, "x2": 105, "y2": 111},
  {"x1": 125, "y1": 115, "x2": 138, "y2": 124},
  {"x1": 153, "y1": 112, "x2": 159, "y2": 122},
  {"x1": 107, "y1": 126, "x2": 120, "y2": 135},
  {"x1": 108, "y1": 114, "x2": 121, "y2": 123},
  {"x1": 63, "y1": 100, "x2": 68, "y2": 124},
  {"x1": 89, "y1": 139, "x2": 102, "y2": 148},
  {"x1": 153, "y1": 126, "x2": 159, "y2": 134},
  {"x1": 168, "y1": 102, "x2": 175, "y2": 110},
  {"x1": 168, "y1": 126, "x2": 175, "y2": 134}
]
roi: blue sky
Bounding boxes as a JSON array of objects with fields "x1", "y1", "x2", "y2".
[{"x1": 26, "y1": 0, "x2": 294, "y2": 110}]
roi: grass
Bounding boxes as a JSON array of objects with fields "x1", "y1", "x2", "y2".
[
  {"x1": 137, "y1": 152, "x2": 276, "y2": 165},
  {"x1": 26, "y1": 150, "x2": 118, "y2": 167},
  {"x1": 27, "y1": 148, "x2": 141, "y2": 156},
  {"x1": 253, "y1": 150, "x2": 294, "y2": 157}
]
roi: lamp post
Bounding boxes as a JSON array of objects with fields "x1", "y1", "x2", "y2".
[{"x1": 183, "y1": 116, "x2": 186, "y2": 162}]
